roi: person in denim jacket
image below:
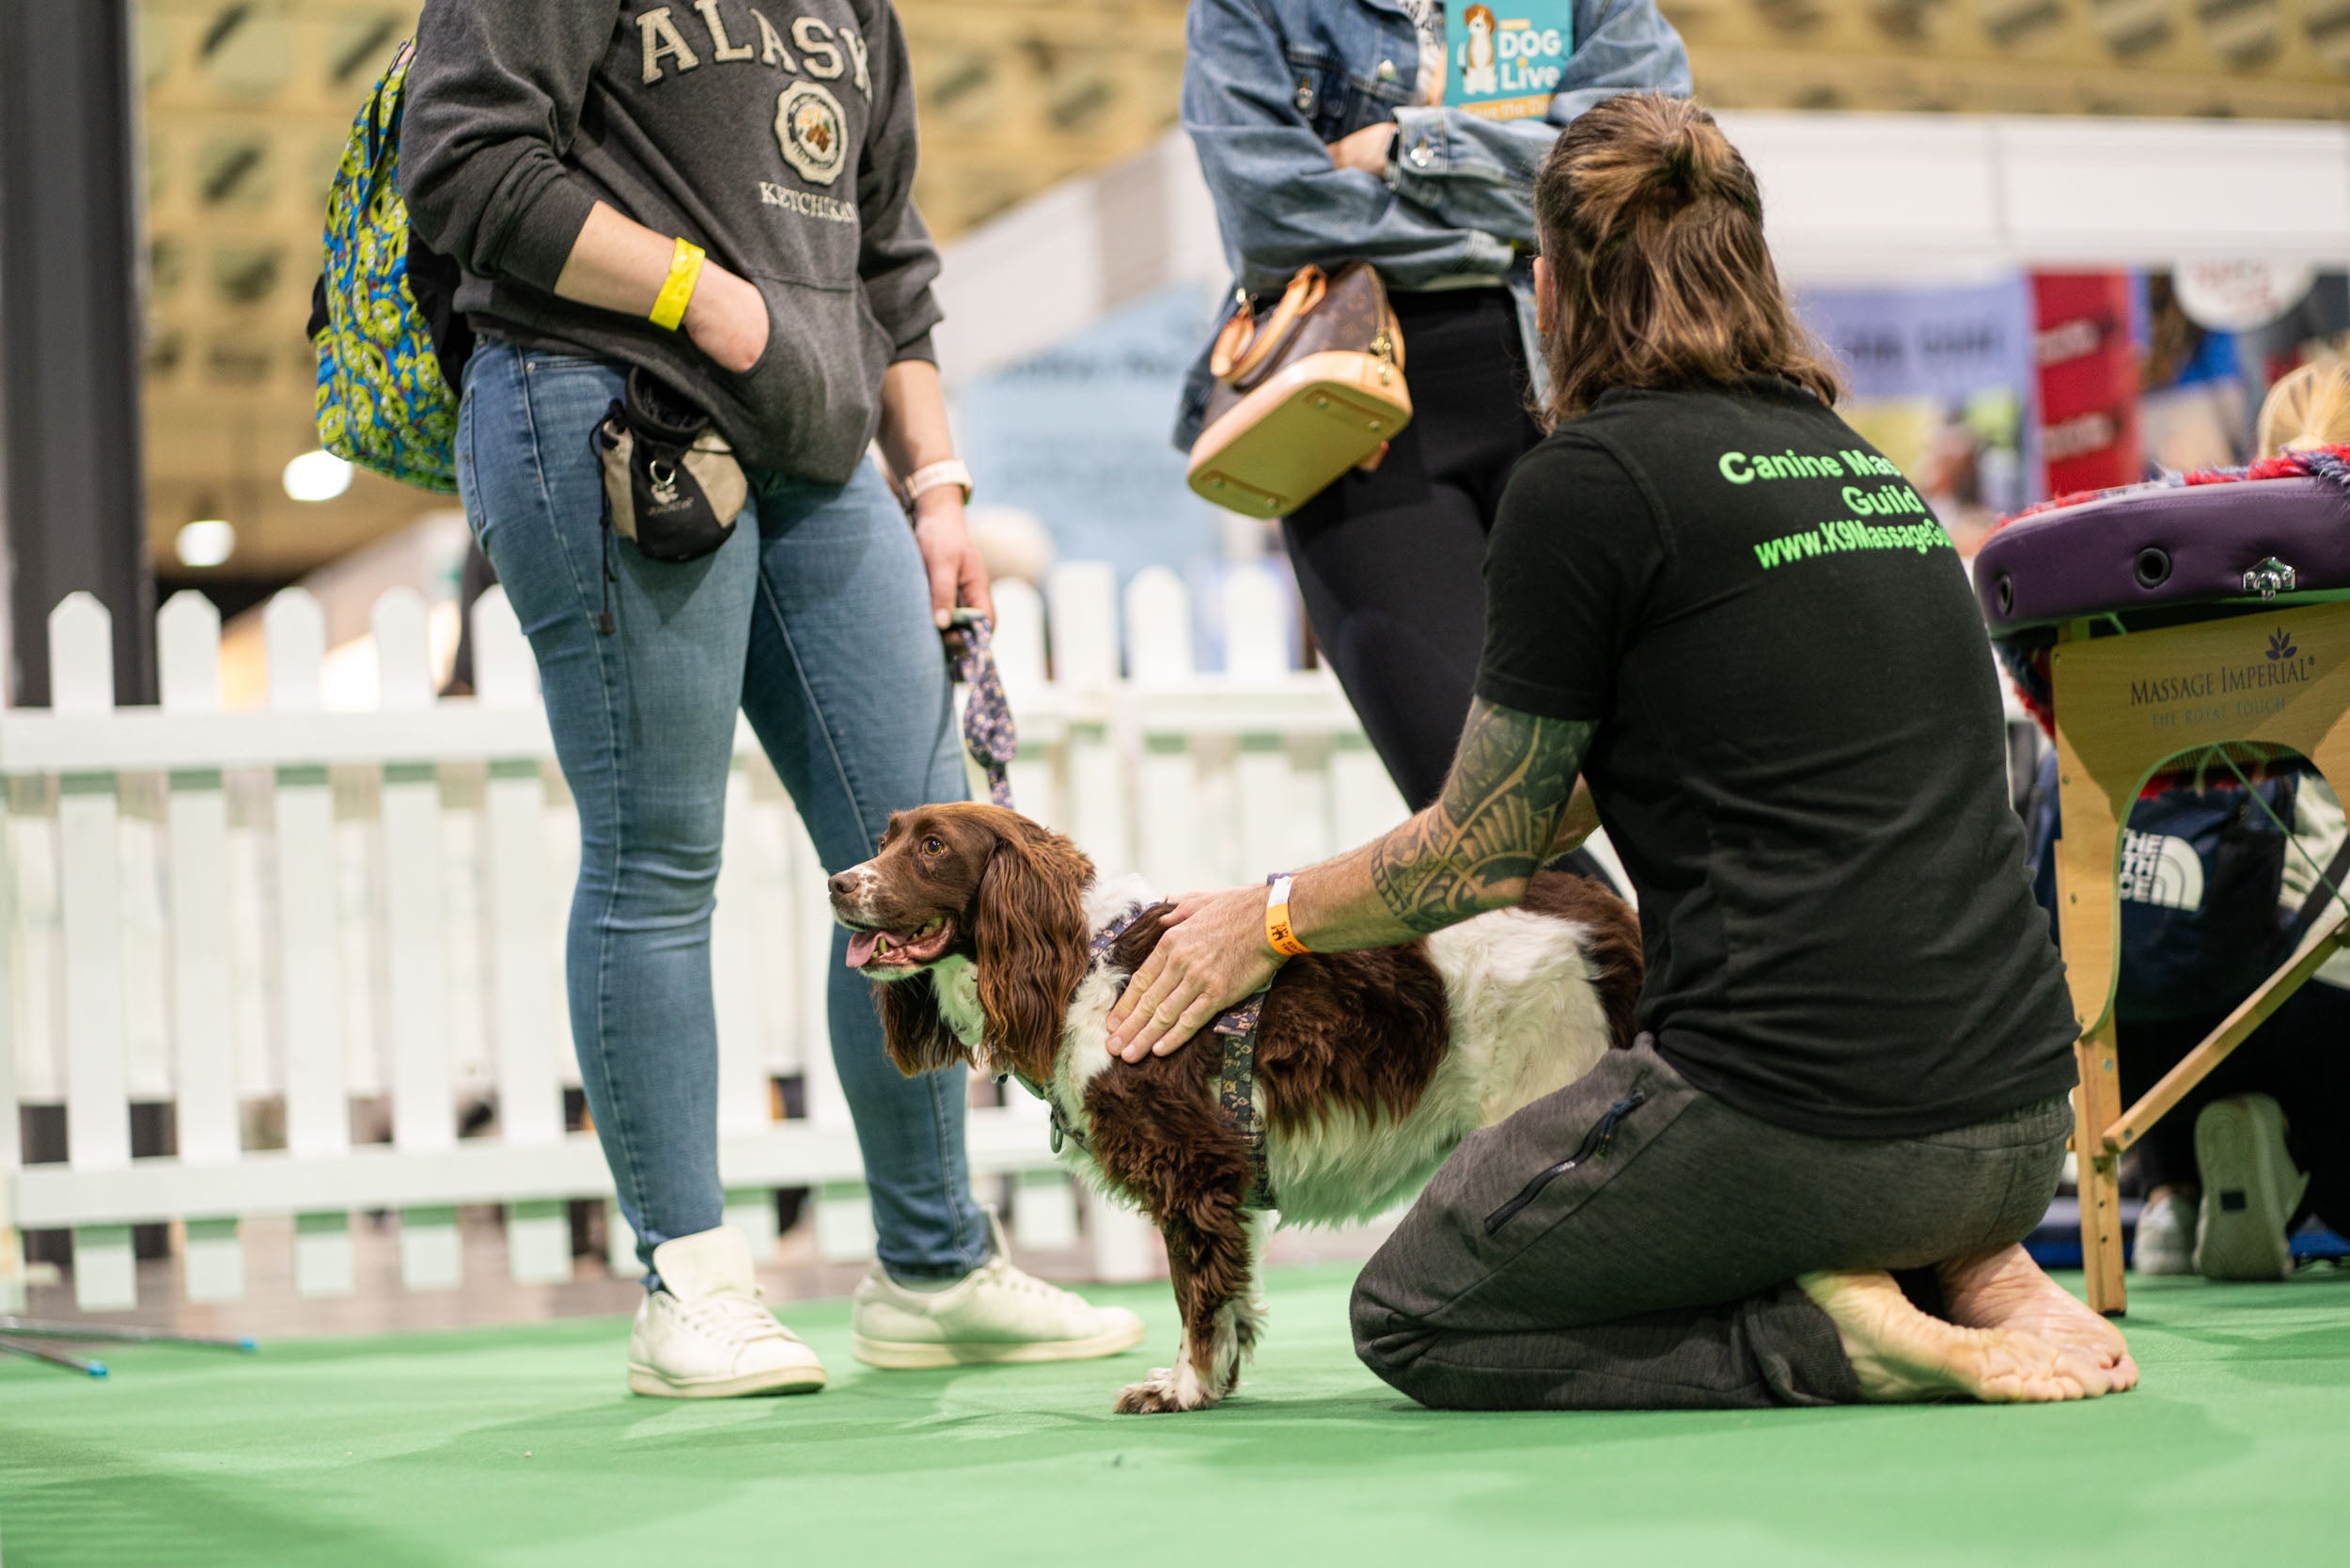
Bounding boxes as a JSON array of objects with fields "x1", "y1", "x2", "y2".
[{"x1": 1179, "y1": 0, "x2": 1689, "y2": 817}]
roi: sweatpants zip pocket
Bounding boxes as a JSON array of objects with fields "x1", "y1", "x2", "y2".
[{"x1": 1482, "y1": 1090, "x2": 1648, "y2": 1235}]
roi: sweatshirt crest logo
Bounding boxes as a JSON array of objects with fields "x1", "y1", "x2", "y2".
[{"x1": 776, "y1": 81, "x2": 846, "y2": 186}]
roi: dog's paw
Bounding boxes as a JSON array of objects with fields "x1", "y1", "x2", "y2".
[{"x1": 1114, "y1": 1368, "x2": 1217, "y2": 1415}]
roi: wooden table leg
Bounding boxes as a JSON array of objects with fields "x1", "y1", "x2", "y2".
[{"x1": 2073, "y1": 1016, "x2": 2126, "y2": 1316}]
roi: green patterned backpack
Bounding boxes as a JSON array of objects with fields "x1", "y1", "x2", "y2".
[{"x1": 309, "y1": 39, "x2": 468, "y2": 493}]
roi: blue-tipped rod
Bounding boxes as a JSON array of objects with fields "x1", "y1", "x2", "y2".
[
  {"x1": 0, "y1": 1319, "x2": 254, "y2": 1350},
  {"x1": 0, "y1": 1335, "x2": 105, "y2": 1375}
]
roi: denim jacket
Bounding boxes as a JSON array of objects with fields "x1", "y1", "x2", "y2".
[{"x1": 1174, "y1": 0, "x2": 1690, "y2": 449}]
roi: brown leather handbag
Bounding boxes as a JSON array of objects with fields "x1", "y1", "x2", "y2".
[{"x1": 1186, "y1": 262, "x2": 1411, "y2": 518}]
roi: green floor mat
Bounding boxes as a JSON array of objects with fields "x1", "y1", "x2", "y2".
[{"x1": 4, "y1": 1264, "x2": 2346, "y2": 1568}]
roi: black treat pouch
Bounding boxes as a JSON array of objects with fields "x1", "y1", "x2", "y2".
[{"x1": 588, "y1": 369, "x2": 749, "y2": 632}]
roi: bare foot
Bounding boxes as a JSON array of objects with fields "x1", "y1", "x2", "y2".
[
  {"x1": 1938, "y1": 1245, "x2": 2139, "y2": 1393},
  {"x1": 1798, "y1": 1269, "x2": 2114, "y2": 1403}
]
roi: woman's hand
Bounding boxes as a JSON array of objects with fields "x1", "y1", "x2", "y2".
[
  {"x1": 912, "y1": 491, "x2": 995, "y2": 631},
  {"x1": 555, "y1": 203, "x2": 778, "y2": 368},
  {"x1": 682, "y1": 264, "x2": 771, "y2": 374},
  {"x1": 1326, "y1": 122, "x2": 1399, "y2": 176},
  {"x1": 1104, "y1": 885, "x2": 1285, "y2": 1062}
]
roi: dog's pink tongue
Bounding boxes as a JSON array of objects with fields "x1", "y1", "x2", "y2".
[{"x1": 845, "y1": 929, "x2": 885, "y2": 969}]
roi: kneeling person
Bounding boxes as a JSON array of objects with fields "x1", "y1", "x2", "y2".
[{"x1": 1103, "y1": 94, "x2": 2135, "y2": 1409}]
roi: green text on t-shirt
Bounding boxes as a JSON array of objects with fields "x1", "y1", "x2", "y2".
[{"x1": 1718, "y1": 446, "x2": 1954, "y2": 572}]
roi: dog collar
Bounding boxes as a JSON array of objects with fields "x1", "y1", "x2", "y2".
[
  {"x1": 1003, "y1": 1064, "x2": 1089, "y2": 1158},
  {"x1": 1088, "y1": 902, "x2": 1148, "y2": 963}
]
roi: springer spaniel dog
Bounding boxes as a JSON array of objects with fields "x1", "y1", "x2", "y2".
[{"x1": 829, "y1": 803, "x2": 1640, "y2": 1414}]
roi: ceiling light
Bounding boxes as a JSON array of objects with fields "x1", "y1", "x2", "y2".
[
  {"x1": 177, "y1": 518, "x2": 235, "y2": 569},
  {"x1": 282, "y1": 447, "x2": 353, "y2": 503}
]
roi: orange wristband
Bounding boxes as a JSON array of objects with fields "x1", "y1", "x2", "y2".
[{"x1": 1265, "y1": 873, "x2": 1308, "y2": 957}]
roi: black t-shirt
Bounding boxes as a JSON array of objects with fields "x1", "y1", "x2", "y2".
[{"x1": 1479, "y1": 377, "x2": 2078, "y2": 1137}]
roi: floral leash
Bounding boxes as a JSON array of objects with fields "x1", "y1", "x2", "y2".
[{"x1": 946, "y1": 612, "x2": 1017, "y2": 808}]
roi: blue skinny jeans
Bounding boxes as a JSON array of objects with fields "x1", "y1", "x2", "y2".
[{"x1": 455, "y1": 339, "x2": 987, "y2": 1283}]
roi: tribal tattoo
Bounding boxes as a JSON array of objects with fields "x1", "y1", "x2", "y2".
[{"x1": 1370, "y1": 699, "x2": 1595, "y2": 933}]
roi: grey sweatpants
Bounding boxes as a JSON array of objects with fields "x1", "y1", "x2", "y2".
[{"x1": 1351, "y1": 1037, "x2": 2072, "y2": 1409}]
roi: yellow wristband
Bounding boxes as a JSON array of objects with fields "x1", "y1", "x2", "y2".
[
  {"x1": 1265, "y1": 873, "x2": 1309, "y2": 958},
  {"x1": 649, "y1": 238, "x2": 706, "y2": 332}
]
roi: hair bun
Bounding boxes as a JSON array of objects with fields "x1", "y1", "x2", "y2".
[
  {"x1": 1528, "y1": 92, "x2": 1842, "y2": 422},
  {"x1": 1651, "y1": 121, "x2": 1736, "y2": 209},
  {"x1": 1659, "y1": 137, "x2": 1697, "y2": 196}
]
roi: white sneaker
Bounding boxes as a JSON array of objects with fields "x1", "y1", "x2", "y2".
[
  {"x1": 627, "y1": 1227, "x2": 827, "y2": 1398},
  {"x1": 2134, "y1": 1190, "x2": 2197, "y2": 1276},
  {"x1": 2192, "y1": 1094, "x2": 2309, "y2": 1283},
  {"x1": 851, "y1": 1214, "x2": 1147, "y2": 1370}
]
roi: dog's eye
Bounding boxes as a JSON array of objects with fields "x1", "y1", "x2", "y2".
[{"x1": 922, "y1": 836, "x2": 945, "y2": 856}]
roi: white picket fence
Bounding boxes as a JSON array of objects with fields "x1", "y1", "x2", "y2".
[{"x1": 0, "y1": 559, "x2": 1408, "y2": 1313}]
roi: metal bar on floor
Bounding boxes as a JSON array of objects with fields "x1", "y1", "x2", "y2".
[
  {"x1": 0, "y1": 1335, "x2": 108, "y2": 1377},
  {"x1": 0, "y1": 1317, "x2": 257, "y2": 1351}
]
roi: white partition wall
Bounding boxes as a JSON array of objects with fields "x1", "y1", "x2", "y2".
[{"x1": 0, "y1": 569, "x2": 1416, "y2": 1311}]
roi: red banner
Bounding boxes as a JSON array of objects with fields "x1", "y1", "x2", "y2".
[{"x1": 2031, "y1": 272, "x2": 2140, "y2": 497}]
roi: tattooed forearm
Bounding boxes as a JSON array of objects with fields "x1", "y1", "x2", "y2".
[
  {"x1": 1268, "y1": 699, "x2": 1595, "y2": 954},
  {"x1": 1369, "y1": 701, "x2": 1596, "y2": 933}
]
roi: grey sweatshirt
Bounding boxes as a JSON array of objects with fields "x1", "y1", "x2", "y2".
[{"x1": 400, "y1": 0, "x2": 940, "y2": 482}]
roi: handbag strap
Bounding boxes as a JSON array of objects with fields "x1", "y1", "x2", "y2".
[{"x1": 1211, "y1": 265, "x2": 1328, "y2": 386}]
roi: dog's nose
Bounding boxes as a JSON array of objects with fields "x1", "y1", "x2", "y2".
[{"x1": 828, "y1": 870, "x2": 859, "y2": 899}]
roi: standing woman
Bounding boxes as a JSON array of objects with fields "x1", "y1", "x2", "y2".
[
  {"x1": 1179, "y1": 0, "x2": 1689, "y2": 815},
  {"x1": 401, "y1": 0, "x2": 1141, "y2": 1396},
  {"x1": 1112, "y1": 95, "x2": 2137, "y2": 1411}
]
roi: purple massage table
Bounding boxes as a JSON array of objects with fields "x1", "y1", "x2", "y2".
[
  {"x1": 1972, "y1": 473, "x2": 2350, "y2": 1313},
  {"x1": 1977, "y1": 475, "x2": 2350, "y2": 637}
]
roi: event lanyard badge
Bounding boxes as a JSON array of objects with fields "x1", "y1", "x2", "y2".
[{"x1": 1444, "y1": 2, "x2": 1574, "y2": 121}]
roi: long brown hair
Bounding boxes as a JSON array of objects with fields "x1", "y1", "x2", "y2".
[{"x1": 1533, "y1": 93, "x2": 1841, "y2": 425}]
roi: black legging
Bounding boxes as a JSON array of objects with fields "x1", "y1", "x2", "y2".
[{"x1": 1282, "y1": 287, "x2": 1561, "y2": 811}]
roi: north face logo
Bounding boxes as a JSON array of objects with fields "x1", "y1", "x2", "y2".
[{"x1": 2118, "y1": 830, "x2": 2203, "y2": 911}]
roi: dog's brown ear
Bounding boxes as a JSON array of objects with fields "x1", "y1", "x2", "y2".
[
  {"x1": 875, "y1": 973, "x2": 967, "y2": 1077},
  {"x1": 971, "y1": 819, "x2": 1093, "y2": 1085}
]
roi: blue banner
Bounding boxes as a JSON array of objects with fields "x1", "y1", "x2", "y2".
[
  {"x1": 955, "y1": 284, "x2": 1224, "y2": 587},
  {"x1": 1794, "y1": 276, "x2": 2034, "y2": 402}
]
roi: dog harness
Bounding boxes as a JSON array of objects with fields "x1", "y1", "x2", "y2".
[
  {"x1": 995, "y1": 903, "x2": 1278, "y2": 1212},
  {"x1": 945, "y1": 613, "x2": 1017, "y2": 808}
]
